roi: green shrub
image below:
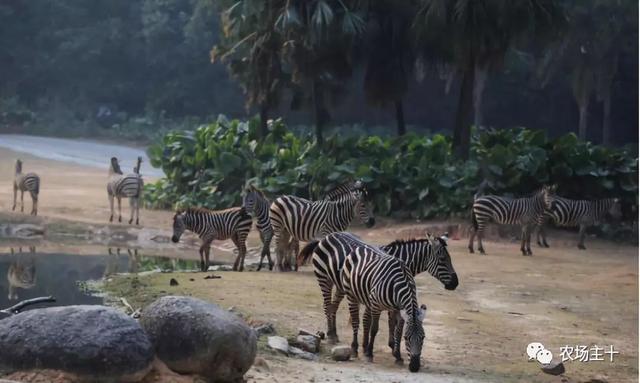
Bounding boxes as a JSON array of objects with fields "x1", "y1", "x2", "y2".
[{"x1": 144, "y1": 116, "x2": 639, "y2": 222}]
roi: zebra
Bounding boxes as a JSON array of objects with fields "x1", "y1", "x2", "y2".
[
  {"x1": 171, "y1": 207, "x2": 252, "y2": 272},
  {"x1": 536, "y1": 196, "x2": 621, "y2": 250},
  {"x1": 7, "y1": 246, "x2": 36, "y2": 300},
  {"x1": 341, "y1": 245, "x2": 426, "y2": 372},
  {"x1": 321, "y1": 179, "x2": 364, "y2": 201},
  {"x1": 468, "y1": 185, "x2": 554, "y2": 255},
  {"x1": 269, "y1": 188, "x2": 375, "y2": 271},
  {"x1": 298, "y1": 232, "x2": 456, "y2": 362},
  {"x1": 13, "y1": 159, "x2": 40, "y2": 216},
  {"x1": 242, "y1": 185, "x2": 274, "y2": 271},
  {"x1": 107, "y1": 157, "x2": 144, "y2": 225}
]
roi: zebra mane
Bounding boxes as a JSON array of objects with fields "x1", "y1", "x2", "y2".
[
  {"x1": 179, "y1": 206, "x2": 245, "y2": 215},
  {"x1": 383, "y1": 237, "x2": 432, "y2": 248},
  {"x1": 246, "y1": 184, "x2": 267, "y2": 198}
]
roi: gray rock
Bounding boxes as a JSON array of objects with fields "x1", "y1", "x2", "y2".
[
  {"x1": 0, "y1": 305, "x2": 153, "y2": 382},
  {"x1": 295, "y1": 335, "x2": 320, "y2": 353},
  {"x1": 331, "y1": 346, "x2": 352, "y2": 361},
  {"x1": 268, "y1": 336, "x2": 290, "y2": 355},
  {"x1": 289, "y1": 346, "x2": 318, "y2": 361},
  {"x1": 541, "y1": 360, "x2": 565, "y2": 376},
  {"x1": 140, "y1": 296, "x2": 256, "y2": 383}
]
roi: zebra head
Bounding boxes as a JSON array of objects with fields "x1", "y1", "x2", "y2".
[
  {"x1": 171, "y1": 211, "x2": 187, "y2": 243},
  {"x1": 242, "y1": 185, "x2": 262, "y2": 216},
  {"x1": 354, "y1": 189, "x2": 375, "y2": 228},
  {"x1": 541, "y1": 184, "x2": 557, "y2": 209},
  {"x1": 608, "y1": 198, "x2": 622, "y2": 220},
  {"x1": 109, "y1": 157, "x2": 123, "y2": 175},
  {"x1": 401, "y1": 303, "x2": 427, "y2": 372},
  {"x1": 15, "y1": 159, "x2": 22, "y2": 174},
  {"x1": 427, "y1": 233, "x2": 458, "y2": 290}
]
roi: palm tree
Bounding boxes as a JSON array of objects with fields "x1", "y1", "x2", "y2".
[
  {"x1": 414, "y1": 0, "x2": 565, "y2": 159},
  {"x1": 362, "y1": 1, "x2": 415, "y2": 136},
  {"x1": 212, "y1": 0, "x2": 287, "y2": 138},
  {"x1": 275, "y1": 0, "x2": 365, "y2": 145}
]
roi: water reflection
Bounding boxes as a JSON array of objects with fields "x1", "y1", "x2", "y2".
[
  {"x1": 7, "y1": 247, "x2": 36, "y2": 300},
  {"x1": 0, "y1": 247, "x2": 200, "y2": 311}
]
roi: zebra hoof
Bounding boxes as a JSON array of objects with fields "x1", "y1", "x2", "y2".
[
  {"x1": 394, "y1": 358, "x2": 404, "y2": 365},
  {"x1": 544, "y1": 243, "x2": 550, "y2": 248},
  {"x1": 365, "y1": 355, "x2": 374, "y2": 363},
  {"x1": 327, "y1": 335, "x2": 339, "y2": 345},
  {"x1": 118, "y1": 217, "x2": 122, "y2": 223},
  {"x1": 468, "y1": 248, "x2": 474, "y2": 254},
  {"x1": 578, "y1": 245, "x2": 586, "y2": 250},
  {"x1": 478, "y1": 249, "x2": 486, "y2": 255},
  {"x1": 128, "y1": 219, "x2": 133, "y2": 224}
]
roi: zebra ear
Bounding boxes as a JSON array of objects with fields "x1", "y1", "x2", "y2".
[{"x1": 418, "y1": 304, "x2": 427, "y2": 322}]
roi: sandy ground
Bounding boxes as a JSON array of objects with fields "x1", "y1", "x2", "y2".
[{"x1": 0, "y1": 143, "x2": 637, "y2": 383}]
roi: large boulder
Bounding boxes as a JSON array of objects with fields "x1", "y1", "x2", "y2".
[
  {"x1": 0, "y1": 305, "x2": 154, "y2": 382},
  {"x1": 139, "y1": 296, "x2": 256, "y2": 382}
]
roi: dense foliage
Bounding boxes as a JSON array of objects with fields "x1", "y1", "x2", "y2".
[{"x1": 145, "y1": 116, "x2": 638, "y2": 221}]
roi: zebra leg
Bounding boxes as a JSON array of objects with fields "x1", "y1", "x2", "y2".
[
  {"x1": 30, "y1": 192, "x2": 38, "y2": 216},
  {"x1": 468, "y1": 227, "x2": 476, "y2": 253},
  {"x1": 20, "y1": 190, "x2": 24, "y2": 212},
  {"x1": 392, "y1": 312, "x2": 405, "y2": 364},
  {"x1": 265, "y1": 235, "x2": 274, "y2": 271},
  {"x1": 257, "y1": 232, "x2": 266, "y2": 271},
  {"x1": 12, "y1": 184, "x2": 16, "y2": 211},
  {"x1": 536, "y1": 225, "x2": 550, "y2": 247},
  {"x1": 330, "y1": 289, "x2": 345, "y2": 342},
  {"x1": 198, "y1": 245, "x2": 206, "y2": 272},
  {"x1": 291, "y1": 239, "x2": 300, "y2": 271},
  {"x1": 319, "y1": 280, "x2": 339, "y2": 343},
  {"x1": 362, "y1": 308, "x2": 372, "y2": 361},
  {"x1": 204, "y1": 245, "x2": 212, "y2": 271},
  {"x1": 477, "y1": 228, "x2": 486, "y2": 255},
  {"x1": 274, "y1": 232, "x2": 290, "y2": 272},
  {"x1": 128, "y1": 197, "x2": 135, "y2": 224},
  {"x1": 232, "y1": 233, "x2": 247, "y2": 272},
  {"x1": 520, "y1": 226, "x2": 528, "y2": 256},
  {"x1": 117, "y1": 197, "x2": 122, "y2": 222},
  {"x1": 525, "y1": 225, "x2": 533, "y2": 255},
  {"x1": 577, "y1": 224, "x2": 587, "y2": 250},
  {"x1": 135, "y1": 197, "x2": 140, "y2": 225},
  {"x1": 387, "y1": 310, "x2": 397, "y2": 350},
  {"x1": 347, "y1": 298, "x2": 360, "y2": 357},
  {"x1": 366, "y1": 310, "x2": 381, "y2": 362},
  {"x1": 109, "y1": 194, "x2": 114, "y2": 222}
]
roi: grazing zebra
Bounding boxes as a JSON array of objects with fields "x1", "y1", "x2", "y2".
[
  {"x1": 171, "y1": 207, "x2": 252, "y2": 272},
  {"x1": 242, "y1": 185, "x2": 274, "y2": 271},
  {"x1": 13, "y1": 159, "x2": 40, "y2": 216},
  {"x1": 469, "y1": 185, "x2": 554, "y2": 255},
  {"x1": 341, "y1": 245, "x2": 426, "y2": 372},
  {"x1": 107, "y1": 157, "x2": 144, "y2": 225},
  {"x1": 298, "y1": 232, "x2": 455, "y2": 361},
  {"x1": 536, "y1": 196, "x2": 621, "y2": 250},
  {"x1": 270, "y1": 189, "x2": 375, "y2": 271}
]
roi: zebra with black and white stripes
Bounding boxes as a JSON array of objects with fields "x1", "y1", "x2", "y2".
[
  {"x1": 171, "y1": 206, "x2": 252, "y2": 271},
  {"x1": 341, "y1": 245, "x2": 426, "y2": 372},
  {"x1": 468, "y1": 185, "x2": 554, "y2": 255},
  {"x1": 322, "y1": 180, "x2": 364, "y2": 201},
  {"x1": 298, "y1": 232, "x2": 456, "y2": 364},
  {"x1": 270, "y1": 189, "x2": 375, "y2": 271},
  {"x1": 537, "y1": 196, "x2": 621, "y2": 250},
  {"x1": 242, "y1": 185, "x2": 274, "y2": 271},
  {"x1": 13, "y1": 159, "x2": 40, "y2": 216},
  {"x1": 107, "y1": 157, "x2": 144, "y2": 225}
]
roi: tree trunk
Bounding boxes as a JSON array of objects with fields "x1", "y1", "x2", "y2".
[
  {"x1": 473, "y1": 64, "x2": 488, "y2": 128},
  {"x1": 578, "y1": 99, "x2": 589, "y2": 141},
  {"x1": 259, "y1": 102, "x2": 269, "y2": 138},
  {"x1": 602, "y1": 87, "x2": 612, "y2": 145},
  {"x1": 312, "y1": 79, "x2": 324, "y2": 145},
  {"x1": 395, "y1": 99, "x2": 406, "y2": 136},
  {"x1": 453, "y1": 64, "x2": 475, "y2": 160}
]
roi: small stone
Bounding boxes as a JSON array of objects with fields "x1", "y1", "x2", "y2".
[
  {"x1": 289, "y1": 346, "x2": 318, "y2": 361},
  {"x1": 204, "y1": 274, "x2": 222, "y2": 279},
  {"x1": 541, "y1": 360, "x2": 565, "y2": 376},
  {"x1": 456, "y1": 317, "x2": 472, "y2": 321},
  {"x1": 169, "y1": 278, "x2": 179, "y2": 286},
  {"x1": 584, "y1": 375, "x2": 609, "y2": 383},
  {"x1": 189, "y1": 278, "x2": 195, "y2": 282},
  {"x1": 331, "y1": 346, "x2": 351, "y2": 362},
  {"x1": 254, "y1": 323, "x2": 276, "y2": 337},
  {"x1": 267, "y1": 336, "x2": 290, "y2": 355},
  {"x1": 295, "y1": 335, "x2": 320, "y2": 353}
]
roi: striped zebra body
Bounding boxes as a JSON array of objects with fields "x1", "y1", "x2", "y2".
[
  {"x1": 299, "y1": 232, "x2": 456, "y2": 363},
  {"x1": 13, "y1": 160, "x2": 40, "y2": 216},
  {"x1": 469, "y1": 186, "x2": 553, "y2": 255},
  {"x1": 171, "y1": 207, "x2": 252, "y2": 271},
  {"x1": 107, "y1": 157, "x2": 144, "y2": 225},
  {"x1": 243, "y1": 186, "x2": 274, "y2": 271},
  {"x1": 538, "y1": 197, "x2": 620, "y2": 249},
  {"x1": 341, "y1": 246, "x2": 426, "y2": 372},
  {"x1": 270, "y1": 190, "x2": 374, "y2": 271}
]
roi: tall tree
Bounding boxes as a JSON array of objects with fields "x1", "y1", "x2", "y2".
[
  {"x1": 275, "y1": 0, "x2": 365, "y2": 144},
  {"x1": 414, "y1": 0, "x2": 565, "y2": 159},
  {"x1": 362, "y1": 1, "x2": 415, "y2": 136}
]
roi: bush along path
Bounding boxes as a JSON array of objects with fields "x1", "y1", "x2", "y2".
[{"x1": 145, "y1": 115, "x2": 638, "y2": 227}]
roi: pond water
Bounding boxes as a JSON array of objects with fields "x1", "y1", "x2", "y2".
[{"x1": 0, "y1": 247, "x2": 200, "y2": 311}]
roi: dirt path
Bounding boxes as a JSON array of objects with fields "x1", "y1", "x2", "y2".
[{"x1": 0, "y1": 144, "x2": 637, "y2": 383}]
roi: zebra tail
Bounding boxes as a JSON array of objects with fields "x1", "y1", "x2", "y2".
[
  {"x1": 471, "y1": 209, "x2": 478, "y2": 231},
  {"x1": 297, "y1": 240, "x2": 320, "y2": 267}
]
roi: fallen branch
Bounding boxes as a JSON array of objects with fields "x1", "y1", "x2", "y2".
[{"x1": 0, "y1": 296, "x2": 56, "y2": 318}]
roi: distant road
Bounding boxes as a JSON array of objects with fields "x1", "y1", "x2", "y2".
[{"x1": 0, "y1": 134, "x2": 164, "y2": 178}]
